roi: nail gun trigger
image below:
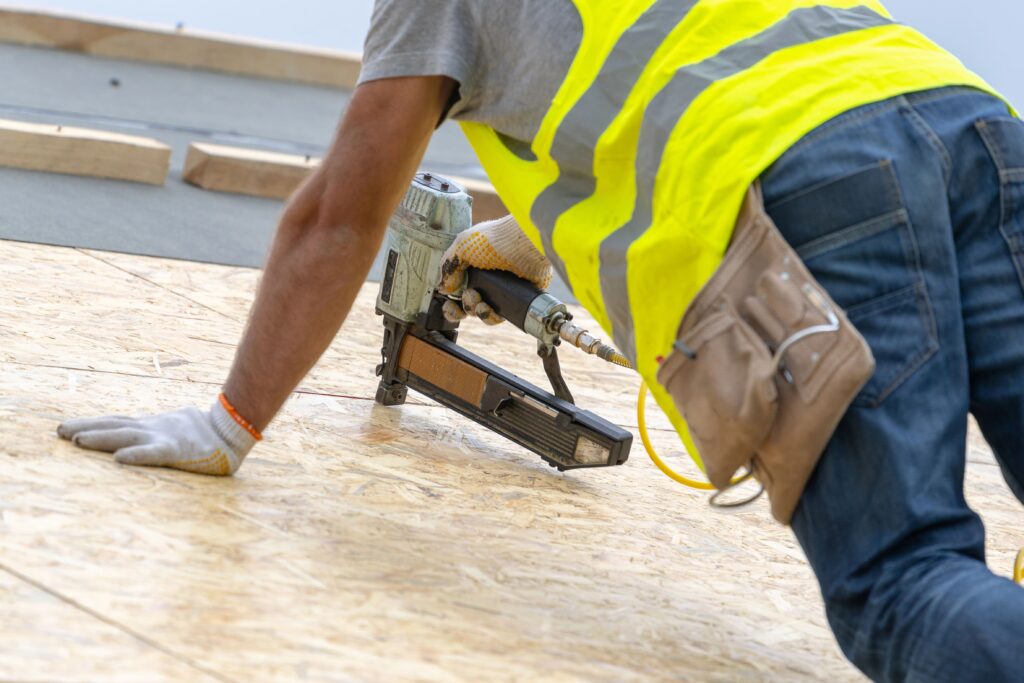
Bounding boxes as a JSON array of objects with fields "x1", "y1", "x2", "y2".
[{"x1": 538, "y1": 344, "x2": 574, "y2": 405}]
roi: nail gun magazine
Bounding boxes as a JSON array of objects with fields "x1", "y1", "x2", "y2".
[{"x1": 374, "y1": 173, "x2": 633, "y2": 471}]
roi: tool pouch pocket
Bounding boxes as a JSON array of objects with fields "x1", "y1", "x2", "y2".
[
  {"x1": 657, "y1": 184, "x2": 876, "y2": 524},
  {"x1": 656, "y1": 304, "x2": 777, "y2": 491}
]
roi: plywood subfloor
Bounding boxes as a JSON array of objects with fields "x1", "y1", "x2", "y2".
[{"x1": 0, "y1": 239, "x2": 1020, "y2": 682}]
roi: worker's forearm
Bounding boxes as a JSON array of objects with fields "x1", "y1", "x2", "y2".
[
  {"x1": 218, "y1": 76, "x2": 452, "y2": 433},
  {"x1": 59, "y1": 76, "x2": 453, "y2": 474},
  {"x1": 223, "y1": 179, "x2": 385, "y2": 431}
]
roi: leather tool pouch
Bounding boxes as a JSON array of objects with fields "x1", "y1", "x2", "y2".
[{"x1": 657, "y1": 184, "x2": 875, "y2": 524}]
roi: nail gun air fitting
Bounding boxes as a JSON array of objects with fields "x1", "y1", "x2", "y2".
[
  {"x1": 465, "y1": 269, "x2": 633, "y2": 370},
  {"x1": 373, "y1": 172, "x2": 632, "y2": 472}
]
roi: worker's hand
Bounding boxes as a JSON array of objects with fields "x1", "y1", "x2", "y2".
[
  {"x1": 57, "y1": 395, "x2": 259, "y2": 476},
  {"x1": 439, "y1": 214, "x2": 552, "y2": 325},
  {"x1": 444, "y1": 287, "x2": 505, "y2": 326}
]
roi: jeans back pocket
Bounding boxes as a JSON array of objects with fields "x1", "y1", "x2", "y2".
[
  {"x1": 765, "y1": 160, "x2": 938, "y2": 407},
  {"x1": 977, "y1": 117, "x2": 1024, "y2": 291}
]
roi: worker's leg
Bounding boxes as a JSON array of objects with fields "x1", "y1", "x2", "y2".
[
  {"x1": 761, "y1": 88, "x2": 1024, "y2": 683},
  {"x1": 925, "y1": 98, "x2": 1024, "y2": 505}
]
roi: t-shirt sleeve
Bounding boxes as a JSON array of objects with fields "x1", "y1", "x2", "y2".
[{"x1": 358, "y1": 0, "x2": 479, "y2": 108}]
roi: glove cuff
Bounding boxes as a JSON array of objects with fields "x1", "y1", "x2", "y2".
[
  {"x1": 480, "y1": 215, "x2": 540, "y2": 257},
  {"x1": 211, "y1": 394, "x2": 259, "y2": 457}
]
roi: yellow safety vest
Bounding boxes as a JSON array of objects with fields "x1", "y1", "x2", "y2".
[{"x1": 460, "y1": 0, "x2": 1004, "y2": 468}]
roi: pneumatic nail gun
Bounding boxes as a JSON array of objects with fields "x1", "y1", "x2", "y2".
[{"x1": 374, "y1": 172, "x2": 633, "y2": 471}]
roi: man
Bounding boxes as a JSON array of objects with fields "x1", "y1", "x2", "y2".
[{"x1": 58, "y1": 1, "x2": 1024, "y2": 680}]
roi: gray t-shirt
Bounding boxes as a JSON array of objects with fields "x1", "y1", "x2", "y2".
[{"x1": 358, "y1": 0, "x2": 582, "y2": 144}]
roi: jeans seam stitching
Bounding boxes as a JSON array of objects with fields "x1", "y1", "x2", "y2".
[
  {"x1": 976, "y1": 120, "x2": 1011, "y2": 227},
  {"x1": 976, "y1": 119, "x2": 1007, "y2": 171},
  {"x1": 998, "y1": 228, "x2": 1024, "y2": 293},
  {"x1": 782, "y1": 98, "x2": 906, "y2": 157},
  {"x1": 768, "y1": 160, "x2": 895, "y2": 214},
  {"x1": 850, "y1": 282, "x2": 939, "y2": 408},
  {"x1": 888, "y1": 161, "x2": 932, "y2": 307},
  {"x1": 877, "y1": 285, "x2": 939, "y2": 406},
  {"x1": 860, "y1": 337, "x2": 937, "y2": 408},
  {"x1": 902, "y1": 86, "x2": 979, "y2": 106},
  {"x1": 781, "y1": 88, "x2": 986, "y2": 165},
  {"x1": 977, "y1": 120, "x2": 1024, "y2": 292},
  {"x1": 795, "y1": 209, "x2": 907, "y2": 261},
  {"x1": 845, "y1": 282, "x2": 922, "y2": 318},
  {"x1": 903, "y1": 103, "x2": 953, "y2": 185}
]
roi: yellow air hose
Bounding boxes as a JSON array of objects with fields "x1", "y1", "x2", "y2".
[
  {"x1": 1015, "y1": 549, "x2": 1024, "y2": 585},
  {"x1": 637, "y1": 381, "x2": 748, "y2": 491},
  {"x1": 580, "y1": 335, "x2": 747, "y2": 493}
]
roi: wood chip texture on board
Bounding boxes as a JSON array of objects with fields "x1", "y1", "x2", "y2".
[
  {"x1": 0, "y1": 6, "x2": 362, "y2": 88},
  {"x1": 0, "y1": 118, "x2": 171, "y2": 185},
  {"x1": 1, "y1": 239, "x2": 1020, "y2": 681}
]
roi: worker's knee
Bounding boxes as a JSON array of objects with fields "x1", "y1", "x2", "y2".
[{"x1": 822, "y1": 552, "x2": 1024, "y2": 683}]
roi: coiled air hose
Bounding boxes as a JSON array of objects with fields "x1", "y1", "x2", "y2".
[
  {"x1": 637, "y1": 381, "x2": 751, "y2": 493},
  {"x1": 637, "y1": 381, "x2": 716, "y2": 490},
  {"x1": 549, "y1": 310, "x2": 746, "y2": 493}
]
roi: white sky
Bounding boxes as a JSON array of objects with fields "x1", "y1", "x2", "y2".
[{"x1": 11, "y1": 1, "x2": 1023, "y2": 105}]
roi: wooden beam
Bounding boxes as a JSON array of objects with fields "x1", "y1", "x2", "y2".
[
  {"x1": 184, "y1": 143, "x2": 319, "y2": 201},
  {"x1": 448, "y1": 175, "x2": 510, "y2": 223},
  {"x1": 0, "y1": 6, "x2": 362, "y2": 88},
  {"x1": 183, "y1": 142, "x2": 509, "y2": 220},
  {"x1": 0, "y1": 118, "x2": 171, "y2": 185}
]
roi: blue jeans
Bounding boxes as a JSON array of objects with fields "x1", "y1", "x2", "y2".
[{"x1": 760, "y1": 87, "x2": 1024, "y2": 682}]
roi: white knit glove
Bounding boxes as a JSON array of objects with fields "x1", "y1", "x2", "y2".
[
  {"x1": 439, "y1": 214, "x2": 552, "y2": 325},
  {"x1": 57, "y1": 395, "x2": 259, "y2": 476}
]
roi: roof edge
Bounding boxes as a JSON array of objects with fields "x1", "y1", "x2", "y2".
[{"x1": 0, "y1": 4, "x2": 363, "y2": 89}]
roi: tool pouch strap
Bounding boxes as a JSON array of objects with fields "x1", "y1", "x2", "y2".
[{"x1": 656, "y1": 184, "x2": 875, "y2": 524}]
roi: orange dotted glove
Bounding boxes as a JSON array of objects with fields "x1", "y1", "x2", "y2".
[{"x1": 439, "y1": 214, "x2": 552, "y2": 325}]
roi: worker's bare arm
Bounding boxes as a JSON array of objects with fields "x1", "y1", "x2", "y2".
[
  {"x1": 224, "y1": 76, "x2": 456, "y2": 431},
  {"x1": 58, "y1": 76, "x2": 455, "y2": 475}
]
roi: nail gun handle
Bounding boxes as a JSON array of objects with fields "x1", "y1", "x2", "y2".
[{"x1": 466, "y1": 268, "x2": 542, "y2": 331}]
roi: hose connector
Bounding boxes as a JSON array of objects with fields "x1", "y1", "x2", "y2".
[{"x1": 554, "y1": 318, "x2": 633, "y2": 369}]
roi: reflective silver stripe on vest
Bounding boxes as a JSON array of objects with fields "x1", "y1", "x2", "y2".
[
  {"x1": 531, "y1": 0, "x2": 701, "y2": 287},
  {"x1": 598, "y1": 4, "x2": 894, "y2": 363}
]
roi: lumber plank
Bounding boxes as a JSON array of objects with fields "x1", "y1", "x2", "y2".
[
  {"x1": 0, "y1": 6, "x2": 362, "y2": 88},
  {"x1": 183, "y1": 142, "x2": 510, "y2": 220},
  {"x1": 0, "y1": 118, "x2": 170, "y2": 185},
  {"x1": 184, "y1": 143, "x2": 320, "y2": 201},
  {"x1": 449, "y1": 174, "x2": 510, "y2": 223}
]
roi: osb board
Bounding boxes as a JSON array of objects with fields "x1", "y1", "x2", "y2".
[
  {"x1": 0, "y1": 243, "x2": 645, "y2": 431},
  {"x1": 0, "y1": 570, "x2": 213, "y2": 682},
  {"x1": 0, "y1": 5, "x2": 362, "y2": 89},
  {"x1": 0, "y1": 239, "x2": 1020, "y2": 682}
]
